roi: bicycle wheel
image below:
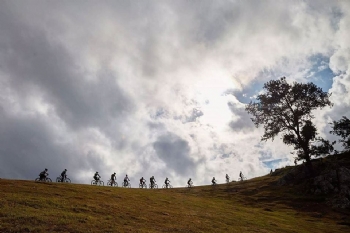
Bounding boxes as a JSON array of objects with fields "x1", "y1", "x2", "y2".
[
  {"x1": 65, "y1": 178, "x2": 71, "y2": 183},
  {"x1": 98, "y1": 181, "x2": 104, "y2": 186},
  {"x1": 35, "y1": 178, "x2": 40, "y2": 182},
  {"x1": 46, "y1": 178, "x2": 52, "y2": 182},
  {"x1": 91, "y1": 180, "x2": 96, "y2": 185},
  {"x1": 109, "y1": 181, "x2": 117, "y2": 187},
  {"x1": 162, "y1": 184, "x2": 166, "y2": 189},
  {"x1": 127, "y1": 183, "x2": 131, "y2": 188},
  {"x1": 154, "y1": 184, "x2": 158, "y2": 189},
  {"x1": 143, "y1": 184, "x2": 147, "y2": 189},
  {"x1": 56, "y1": 177, "x2": 60, "y2": 182}
]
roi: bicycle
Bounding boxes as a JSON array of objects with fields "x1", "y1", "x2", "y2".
[
  {"x1": 107, "y1": 179, "x2": 118, "y2": 187},
  {"x1": 139, "y1": 182, "x2": 147, "y2": 189},
  {"x1": 35, "y1": 176, "x2": 52, "y2": 182},
  {"x1": 162, "y1": 183, "x2": 173, "y2": 189},
  {"x1": 149, "y1": 183, "x2": 158, "y2": 189},
  {"x1": 56, "y1": 176, "x2": 71, "y2": 183},
  {"x1": 226, "y1": 178, "x2": 230, "y2": 184},
  {"x1": 238, "y1": 176, "x2": 246, "y2": 181},
  {"x1": 211, "y1": 182, "x2": 217, "y2": 186},
  {"x1": 122, "y1": 181, "x2": 131, "y2": 188},
  {"x1": 187, "y1": 182, "x2": 194, "y2": 188},
  {"x1": 91, "y1": 179, "x2": 104, "y2": 186}
]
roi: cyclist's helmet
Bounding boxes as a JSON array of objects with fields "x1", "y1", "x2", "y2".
[
  {"x1": 114, "y1": 172, "x2": 116, "y2": 174},
  {"x1": 45, "y1": 168, "x2": 48, "y2": 171},
  {"x1": 65, "y1": 169, "x2": 67, "y2": 171},
  {"x1": 96, "y1": 171, "x2": 99, "y2": 173}
]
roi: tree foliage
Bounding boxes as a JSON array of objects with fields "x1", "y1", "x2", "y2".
[
  {"x1": 330, "y1": 116, "x2": 350, "y2": 151},
  {"x1": 245, "y1": 77, "x2": 334, "y2": 167}
]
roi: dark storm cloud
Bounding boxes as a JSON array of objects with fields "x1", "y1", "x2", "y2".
[
  {"x1": 0, "y1": 9, "x2": 133, "y2": 131},
  {"x1": 153, "y1": 133, "x2": 195, "y2": 176},
  {"x1": 0, "y1": 1, "x2": 136, "y2": 180},
  {"x1": 227, "y1": 102, "x2": 254, "y2": 131},
  {"x1": 0, "y1": 110, "x2": 108, "y2": 182}
]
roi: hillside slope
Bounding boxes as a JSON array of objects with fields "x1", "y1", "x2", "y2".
[{"x1": 1, "y1": 161, "x2": 350, "y2": 232}]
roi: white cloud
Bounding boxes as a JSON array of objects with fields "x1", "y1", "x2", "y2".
[{"x1": 0, "y1": 1, "x2": 349, "y2": 187}]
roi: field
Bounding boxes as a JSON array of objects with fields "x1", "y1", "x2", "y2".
[{"x1": 1, "y1": 168, "x2": 350, "y2": 233}]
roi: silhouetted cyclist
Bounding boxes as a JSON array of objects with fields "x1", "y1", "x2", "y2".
[
  {"x1": 239, "y1": 171, "x2": 244, "y2": 181},
  {"x1": 124, "y1": 174, "x2": 130, "y2": 186},
  {"x1": 140, "y1": 177, "x2": 146, "y2": 185},
  {"x1": 226, "y1": 174, "x2": 230, "y2": 182},
  {"x1": 39, "y1": 168, "x2": 48, "y2": 181},
  {"x1": 187, "y1": 178, "x2": 193, "y2": 187},
  {"x1": 150, "y1": 176, "x2": 156, "y2": 188},
  {"x1": 212, "y1": 177, "x2": 217, "y2": 185},
  {"x1": 94, "y1": 172, "x2": 101, "y2": 182},
  {"x1": 60, "y1": 169, "x2": 67, "y2": 182},
  {"x1": 164, "y1": 177, "x2": 170, "y2": 188},
  {"x1": 110, "y1": 172, "x2": 116, "y2": 186}
]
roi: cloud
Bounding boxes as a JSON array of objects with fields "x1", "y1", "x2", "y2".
[
  {"x1": 0, "y1": 1, "x2": 350, "y2": 186},
  {"x1": 153, "y1": 133, "x2": 195, "y2": 176},
  {"x1": 227, "y1": 101, "x2": 254, "y2": 131}
]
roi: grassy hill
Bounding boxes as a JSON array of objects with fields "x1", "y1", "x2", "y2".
[{"x1": 1, "y1": 160, "x2": 350, "y2": 232}]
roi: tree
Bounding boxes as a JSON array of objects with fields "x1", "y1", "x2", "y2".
[
  {"x1": 245, "y1": 77, "x2": 334, "y2": 173},
  {"x1": 330, "y1": 116, "x2": 350, "y2": 151}
]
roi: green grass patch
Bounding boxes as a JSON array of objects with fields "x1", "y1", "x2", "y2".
[{"x1": 1, "y1": 167, "x2": 350, "y2": 232}]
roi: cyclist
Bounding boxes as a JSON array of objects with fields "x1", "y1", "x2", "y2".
[
  {"x1": 239, "y1": 171, "x2": 243, "y2": 181},
  {"x1": 225, "y1": 174, "x2": 230, "y2": 182},
  {"x1": 187, "y1": 178, "x2": 192, "y2": 187},
  {"x1": 110, "y1": 172, "x2": 116, "y2": 186},
  {"x1": 39, "y1": 168, "x2": 48, "y2": 181},
  {"x1": 124, "y1": 174, "x2": 130, "y2": 187},
  {"x1": 164, "y1": 177, "x2": 170, "y2": 188},
  {"x1": 150, "y1": 176, "x2": 156, "y2": 188},
  {"x1": 212, "y1": 177, "x2": 216, "y2": 185},
  {"x1": 60, "y1": 169, "x2": 67, "y2": 182},
  {"x1": 93, "y1": 171, "x2": 101, "y2": 182},
  {"x1": 140, "y1": 177, "x2": 146, "y2": 186}
]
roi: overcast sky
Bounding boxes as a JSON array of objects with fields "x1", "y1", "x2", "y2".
[{"x1": 0, "y1": 1, "x2": 349, "y2": 187}]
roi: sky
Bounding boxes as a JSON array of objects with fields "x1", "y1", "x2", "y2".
[{"x1": 0, "y1": 1, "x2": 350, "y2": 187}]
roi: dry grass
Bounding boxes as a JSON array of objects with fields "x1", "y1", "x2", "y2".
[{"x1": 1, "y1": 163, "x2": 349, "y2": 232}]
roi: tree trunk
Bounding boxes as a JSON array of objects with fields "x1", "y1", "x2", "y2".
[{"x1": 304, "y1": 152, "x2": 314, "y2": 177}]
